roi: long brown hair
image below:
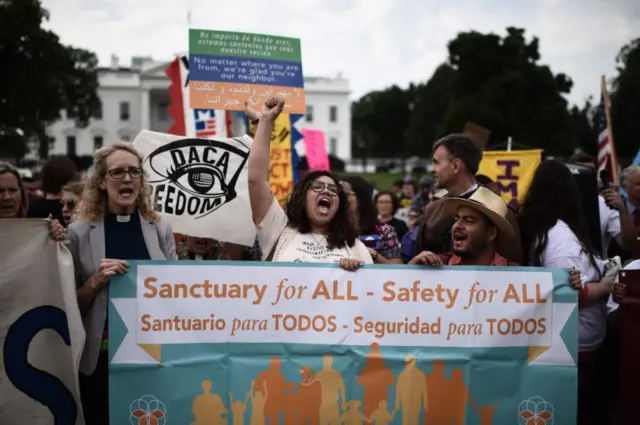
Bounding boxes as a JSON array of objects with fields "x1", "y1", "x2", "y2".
[
  {"x1": 77, "y1": 142, "x2": 159, "y2": 222},
  {"x1": 0, "y1": 161, "x2": 29, "y2": 218}
]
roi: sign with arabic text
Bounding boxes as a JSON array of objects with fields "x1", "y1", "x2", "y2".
[
  {"x1": 189, "y1": 29, "x2": 306, "y2": 114},
  {"x1": 109, "y1": 261, "x2": 577, "y2": 425}
]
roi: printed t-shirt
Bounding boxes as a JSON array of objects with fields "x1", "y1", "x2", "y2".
[{"x1": 257, "y1": 199, "x2": 373, "y2": 264}]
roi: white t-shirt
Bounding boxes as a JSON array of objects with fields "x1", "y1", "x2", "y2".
[
  {"x1": 537, "y1": 220, "x2": 607, "y2": 352},
  {"x1": 598, "y1": 195, "x2": 621, "y2": 258},
  {"x1": 257, "y1": 199, "x2": 373, "y2": 264}
]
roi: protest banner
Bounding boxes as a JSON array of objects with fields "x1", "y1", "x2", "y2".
[
  {"x1": 133, "y1": 130, "x2": 256, "y2": 246},
  {"x1": 109, "y1": 261, "x2": 577, "y2": 425},
  {"x1": 301, "y1": 128, "x2": 331, "y2": 171},
  {"x1": 477, "y1": 149, "x2": 542, "y2": 210},
  {"x1": 0, "y1": 219, "x2": 85, "y2": 425},
  {"x1": 250, "y1": 114, "x2": 295, "y2": 207},
  {"x1": 189, "y1": 29, "x2": 306, "y2": 115}
]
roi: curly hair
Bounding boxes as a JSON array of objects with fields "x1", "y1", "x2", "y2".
[
  {"x1": 518, "y1": 159, "x2": 600, "y2": 272},
  {"x1": 0, "y1": 161, "x2": 29, "y2": 218},
  {"x1": 374, "y1": 190, "x2": 400, "y2": 216},
  {"x1": 77, "y1": 142, "x2": 159, "y2": 222},
  {"x1": 40, "y1": 155, "x2": 78, "y2": 195},
  {"x1": 285, "y1": 170, "x2": 358, "y2": 249},
  {"x1": 62, "y1": 181, "x2": 85, "y2": 197}
]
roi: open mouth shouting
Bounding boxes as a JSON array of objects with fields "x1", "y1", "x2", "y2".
[
  {"x1": 452, "y1": 231, "x2": 468, "y2": 248},
  {"x1": 118, "y1": 187, "x2": 135, "y2": 201},
  {"x1": 317, "y1": 195, "x2": 332, "y2": 216}
]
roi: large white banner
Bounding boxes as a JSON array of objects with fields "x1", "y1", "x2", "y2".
[
  {"x1": 0, "y1": 220, "x2": 85, "y2": 425},
  {"x1": 134, "y1": 130, "x2": 257, "y2": 246}
]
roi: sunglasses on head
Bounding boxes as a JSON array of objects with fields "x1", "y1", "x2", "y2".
[{"x1": 308, "y1": 180, "x2": 340, "y2": 195}]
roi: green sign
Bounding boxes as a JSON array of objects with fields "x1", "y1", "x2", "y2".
[{"x1": 189, "y1": 29, "x2": 302, "y2": 62}]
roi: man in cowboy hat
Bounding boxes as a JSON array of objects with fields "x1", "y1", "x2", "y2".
[{"x1": 409, "y1": 187, "x2": 515, "y2": 266}]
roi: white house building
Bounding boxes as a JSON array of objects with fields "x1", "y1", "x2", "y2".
[{"x1": 47, "y1": 56, "x2": 352, "y2": 160}]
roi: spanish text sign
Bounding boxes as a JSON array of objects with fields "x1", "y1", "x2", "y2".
[
  {"x1": 109, "y1": 262, "x2": 577, "y2": 425},
  {"x1": 189, "y1": 29, "x2": 306, "y2": 114}
]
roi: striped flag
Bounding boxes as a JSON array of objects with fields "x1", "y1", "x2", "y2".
[
  {"x1": 597, "y1": 77, "x2": 619, "y2": 182},
  {"x1": 165, "y1": 56, "x2": 231, "y2": 138}
]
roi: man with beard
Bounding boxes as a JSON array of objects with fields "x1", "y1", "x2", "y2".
[
  {"x1": 416, "y1": 134, "x2": 522, "y2": 264},
  {"x1": 410, "y1": 187, "x2": 515, "y2": 266}
]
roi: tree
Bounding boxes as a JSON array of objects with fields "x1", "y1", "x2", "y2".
[
  {"x1": 351, "y1": 85, "x2": 417, "y2": 160},
  {"x1": 0, "y1": 0, "x2": 100, "y2": 160},
  {"x1": 440, "y1": 27, "x2": 577, "y2": 155},
  {"x1": 568, "y1": 98, "x2": 598, "y2": 156},
  {"x1": 610, "y1": 38, "x2": 640, "y2": 159},
  {"x1": 404, "y1": 63, "x2": 455, "y2": 156}
]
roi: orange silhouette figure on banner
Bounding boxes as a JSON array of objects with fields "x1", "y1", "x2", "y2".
[
  {"x1": 283, "y1": 382, "x2": 298, "y2": 425},
  {"x1": 229, "y1": 390, "x2": 251, "y2": 425},
  {"x1": 358, "y1": 343, "x2": 395, "y2": 418},
  {"x1": 298, "y1": 366, "x2": 322, "y2": 425},
  {"x1": 423, "y1": 360, "x2": 449, "y2": 425},
  {"x1": 340, "y1": 400, "x2": 368, "y2": 425},
  {"x1": 394, "y1": 355, "x2": 428, "y2": 425},
  {"x1": 367, "y1": 400, "x2": 395, "y2": 425},
  {"x1": 468, "y1": 394, "x2": 499, "y2": 425},
  {"x1": 316, "y1": 354, "x2": 346, "y2": 425},
  {"x1": 249, "y1": 381, "x2": 268, "y2": 425},
  {"x1": 255, "y1": 358, "x2": 286, "y2": 425},
  {"x1": 449, "y1": 369, "x2": 469, "y2": 425},
  {"x1": 191, "y1": 380, "x2": 228, "y2": 425}
]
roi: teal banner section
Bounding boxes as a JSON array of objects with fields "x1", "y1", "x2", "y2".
[{"x1": 109, "y1": 261, "x2": 577, "y2": 425}]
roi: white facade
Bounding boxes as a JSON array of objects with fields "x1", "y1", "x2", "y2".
[{"x1": 47, "y1": 56, "x2": 352, "y2": 160}]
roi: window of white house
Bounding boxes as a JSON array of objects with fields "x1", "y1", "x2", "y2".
[
  {"x1": 329, "y1": 137, "x2": 338, "y2": 155},
  {"x1": 329, "y1": 106, "x2": 338, "y2": 123},
  {"x1": 157, "y1": 102, "x2": 169, "y2": 121},
  {"x1": 66, "y1": 136, "x2": 76, "y2": 156},
  {"x1": 306, "y1": 105, "x2": 314, "y2": 122},
  {"x1": 94, "y1": 102, "x2": 103, "y2": 120},
  {"x1": 94, "y1": 136, "x2": 103, "y2": 149},
  {"x1": 119, "y1": 101, "x2": 130, "y2": 121}
]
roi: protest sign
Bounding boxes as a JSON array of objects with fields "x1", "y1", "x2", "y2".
[
  {"x1": 250, "y1": 114, "x2": 294, "y2": 207},
  {"x1": 109, "y1": 261, "x2": 577, "y2": 425},
  {"x1": 477, "y1": 149, "x2": 542, "y2": 210},
  {"x1": 0, "y1": 220, "x2": 85, "y2": 425},
  {"x1": 189, "y1": 29, "x2": 306, "y2": 114},
  {"x1": 133, "y1": 130, "x2": 256, "y2": 246},
  {"x1": 301, "y1": 128, "x2": 330, "y2": 171}
]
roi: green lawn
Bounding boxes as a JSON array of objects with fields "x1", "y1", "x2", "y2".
[{"x1": 346, "y1": 172, "x2": 409, "y2": 190}]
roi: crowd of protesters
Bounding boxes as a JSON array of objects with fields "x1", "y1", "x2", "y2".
[{"x1": 1, "y1": 96, "x2": 639, "y2": 425}]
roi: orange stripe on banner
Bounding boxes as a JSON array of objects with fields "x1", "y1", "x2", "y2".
[{"x1": 189, "y1": 82, "x2": 306, "y2": 114}]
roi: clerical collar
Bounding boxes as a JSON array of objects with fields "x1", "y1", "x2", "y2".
[{"x1": 116, "y1": 214, "x2": 131, "y2": 223}]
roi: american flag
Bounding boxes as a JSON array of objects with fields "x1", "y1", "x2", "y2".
[
  {"x1": 194, "y1": 109, "x2": 217, "y2": 137},
  {"x1": 596, "y1": 92, "x2": 618, "y2": 182}
]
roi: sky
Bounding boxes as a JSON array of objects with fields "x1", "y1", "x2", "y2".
[{"x1": 41, "y1": 0, "x2": 640, "y2": 106}]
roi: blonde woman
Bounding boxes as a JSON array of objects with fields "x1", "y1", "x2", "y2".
[
  {"x1": 67, "y1": 142, "x2": 177, "y2": 425},
  {"x1": 60, "y1": 181, "x2": 84, "y2": 226}
]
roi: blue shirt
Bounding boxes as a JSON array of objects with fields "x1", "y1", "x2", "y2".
[{"x1": 104, "y1": 211, "x2": 151, "y2": 260}]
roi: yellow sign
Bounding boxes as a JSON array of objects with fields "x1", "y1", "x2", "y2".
[
  {"x1": 477, "y1": 150, "x2": 542, "y2": 210},
  {"x1": 250, "y1": 114, "x2": 294, "y2": 207}
]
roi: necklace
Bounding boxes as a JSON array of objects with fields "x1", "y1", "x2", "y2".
[{"x1": 310, "y1": 234, "x2": 327, "y2": 246}]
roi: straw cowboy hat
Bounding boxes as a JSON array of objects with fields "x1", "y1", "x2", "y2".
[{"x1": 444, "y1": 187, "x2": 514, "y2": 241}]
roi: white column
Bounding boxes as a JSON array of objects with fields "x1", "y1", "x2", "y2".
[{"x1": 140, "y1": 88, "x2": 150, "y2": 131}]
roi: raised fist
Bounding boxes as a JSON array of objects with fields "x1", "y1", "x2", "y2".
[{"x1": 260, "y1": 96, "x2": 285, "y2": 122}]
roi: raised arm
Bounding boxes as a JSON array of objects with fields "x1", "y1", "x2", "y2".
[{"x1": 247, "y1": 97, "x2": 285, "y2": 225}]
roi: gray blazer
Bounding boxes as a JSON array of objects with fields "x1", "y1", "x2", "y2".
[{"x1": 67, "y1": 212, "x2": 177, "y2": 374}]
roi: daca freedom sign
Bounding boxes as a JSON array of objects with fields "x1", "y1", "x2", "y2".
[{"x1": 109, "y1": 262, "x2": 578, "y2": 425}]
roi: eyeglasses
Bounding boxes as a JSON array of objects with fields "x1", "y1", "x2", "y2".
[
  {"x1": 60, "y1": 200, "x2": 76, "y2": 209},
  {"x1": 308, "y1": 180, "x2": 339, "y2": 195},
  {"x1": 107, "y1": 167, "x2": 143, "y2": 179}
]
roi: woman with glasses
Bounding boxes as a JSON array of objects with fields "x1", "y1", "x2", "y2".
[
  {"x1": 60, "y1": 181, "x2": 85, "y2": 226},
  {"x1": 247, "y1": 98, "x2": 372, "y2": 269},
  {"x1": 67, "y1": 142, "x2": 177, "y2": 425}
]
